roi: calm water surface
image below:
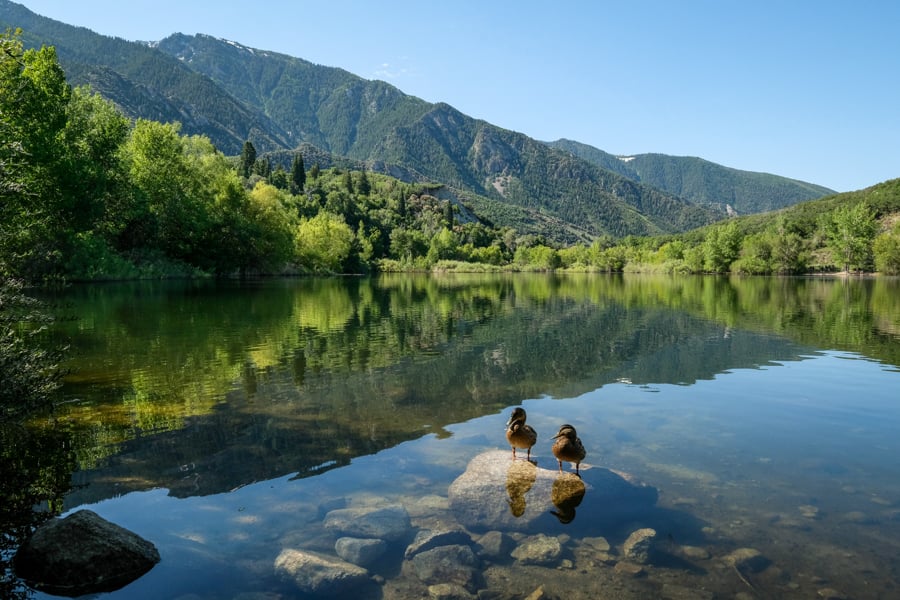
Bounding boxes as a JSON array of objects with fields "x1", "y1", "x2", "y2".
[{"x1": 17, "y1": 274, "x2": 900, "y2": 598}]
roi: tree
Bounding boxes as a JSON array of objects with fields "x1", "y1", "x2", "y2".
[
  {"x1": 0, "y1": 32, "x2": 72, "y2": 278},
  {"x1": 825, "y1": 203, "x2": 877, "y2": 272},
  {"x1": 239, "y1": 140, "x2": 256, "y2": 178},
  {"x1": 357, "y1": 170, "x2": 371, "y2": 196},
  {"x1": 295, "y1": 212, "x2": 354, "y2": 273},
  {"x1": 873, "y1": 222, "x2": 900, "y2": 275},
  {"x1": 703, "y1": 221, "x2": 742, "y2": 273},
  {"x1": 290, "y1": 153, "x2": 306, "y2": 193}
]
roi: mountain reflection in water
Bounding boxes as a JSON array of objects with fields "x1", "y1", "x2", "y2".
[{"x1": 15, "y1": 273, "x2": 900, "y2": 599}]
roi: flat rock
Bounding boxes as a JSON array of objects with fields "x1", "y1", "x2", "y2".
[
  {"x1": 448, "y1": 450, "x2": 657, "y2": 531},
  {"x1": 275, "y1": 548, "x2": 370, "y2": 595},
  {"x1": 13, "y1": 509, "x2": 160, "y2": 596},
  {"x1": 323, "y1": 504, "x2": 411, "y2": 542},
  {"x1": 510, "y1": 534, "x2": 562, "y2": 565}
]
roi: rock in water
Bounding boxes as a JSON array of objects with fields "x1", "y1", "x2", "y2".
[
  {"x1": 323, "y1": 504, "x2": 411, "y2": 542},
  {"x1": 275, "y1": 548, "x2": 370, "y2": 595},
  {"x1": 13, "y1": 509, "x2": 160, "y2": 596},
  {"x1": 448, "y1": 450, "x2": 657, "y2": 531}
]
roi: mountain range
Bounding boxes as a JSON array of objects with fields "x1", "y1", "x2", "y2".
[{"x1": 1, "y1": 1, "x2": 837, "y2": 243}]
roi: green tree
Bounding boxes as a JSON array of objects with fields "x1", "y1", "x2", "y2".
[
  {"x1": 703, "y1": 221, "x2": 742, "y2": 273},
  {"x1": 825, "y1": 203, "x2": 877, "y2": 272},
  {"x1": 357, "y1": 170, "x2": 371, "y2": 196},
  {"x1": 239, "y1": 140, "x2": 257, "y2": 178},
  {"x1": 295, "y1": 212, "x2": 354, "y2": 273},
  {"x1": 0, "y1": 33, "x2": 71, "y2": 278},
  {"x1": 290, "y1": 153, "x2": 306, "y2": 193},
  {"x1": 426, "y1": 227, "x2": 459, "y2": 264},
  {"x1": 873, "y1": 222, "x2": 900, "y2": 275}
]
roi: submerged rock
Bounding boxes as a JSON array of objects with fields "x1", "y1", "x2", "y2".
[
  {"x1": 13, "y1": 509, "x2": 160, "y2": 597},
  {"x1": 723, "y1": 547, "x2": 770, "y2": 573},
  {"x1": 448, "y1": 450, "x2": 657, "y2": 531},
  {"x1": 275, "y1": 548, "x2": 370, "y2": 595},
  {"x1": 622, "y1": 528, "x2": 657, "y2": 564},
  {"x1": 405, "y1": 528, "x2": 473, "y2": 559},
  {"x1": 323, "y1": 504, "x2": 411, "y2": 542},
  {"x1": 407, "y1": 544, "x2": 482, "y2": 592},
  {"x1": 334, "y1": 537, "x2": 387, "y2": 567},
  {"x1": 510, "y1": 534, "x2": 563, "y2": 565}
]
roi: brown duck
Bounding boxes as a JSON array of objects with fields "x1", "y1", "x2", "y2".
[
  {"x1": 551, "y1": 423, "x2": 586, "y2": 474},
  {"x1": 505, "y1": 407, "x2": 537, "y2": 460}
]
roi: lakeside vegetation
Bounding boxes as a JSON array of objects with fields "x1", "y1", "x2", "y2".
[{"x1": 3, "y1": 30, "x2": 899, "y2": 284}]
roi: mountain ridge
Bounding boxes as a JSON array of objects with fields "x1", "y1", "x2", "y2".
[{"x1": 0, "y1": 0, "x2": 837, "y2": 242}]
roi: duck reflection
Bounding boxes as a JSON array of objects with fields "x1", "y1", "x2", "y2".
[
  {"x1": 505, "y1": 459, "x2": 537, "y2": 517},
  {"x1": 551, "y1": 472, "x2": 586, "y2": 524}
]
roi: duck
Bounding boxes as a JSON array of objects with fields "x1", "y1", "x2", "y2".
[
  {"x1": 551, "y1": 423, "x2": 586, "y2": 475},
  {"x1": 505, "y1": 407, "x2": 538, "y2": 461}
]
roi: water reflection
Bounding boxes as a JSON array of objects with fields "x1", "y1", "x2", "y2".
[
  {"x1": 33, "y1": 274, "x2": 900, "y2": 508},
  {"x1": 14, "y1": 274, "x2": 900, "y2": 598},
  {"x1": 505, "y1": 460, "x2": 536, "y2": 518},
  {"x1": 550, "y1": 473, "x2": 586, "y2": 524}
]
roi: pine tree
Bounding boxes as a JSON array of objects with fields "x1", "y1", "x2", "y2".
[
  {"x1": 290, "y1": 153, "x2": 306, "y2": 193},
  {"x1": 239, "y1": 140, "x2": 256, "y2": 178},
  {"x1": 358, "y1": 170, "x2": 371, "y2": 196}
]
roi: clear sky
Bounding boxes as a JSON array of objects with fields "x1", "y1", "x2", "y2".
[{"x1": 14, "y1": 0, "x2": 900, "y2": 192}]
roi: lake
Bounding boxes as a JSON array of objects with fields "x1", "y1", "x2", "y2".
[{"x1": 12, "y1": 274, "x2": 900, "y2": 599}]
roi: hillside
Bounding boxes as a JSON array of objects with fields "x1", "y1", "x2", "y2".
[
  {"x1": 546, "y1": 139, "x2": 835, "y2": 214},
  {"x1": 1, "y1": 0, "x2": 838, "y2": 243}
]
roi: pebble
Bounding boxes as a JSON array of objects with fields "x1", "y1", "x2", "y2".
[{"x1": 614, "y1": 562, "x2": 645, "y2": 577}]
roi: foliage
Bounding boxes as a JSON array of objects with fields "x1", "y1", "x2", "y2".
[
  {"x1": 0, "y1": 277, "x2": 75, "y2": 598},
  {"x1": 874, "y1": 221, "x2": 900, "y2": 275},
  {"x1": 823, "y1": 202, "x2": 878, "y2": 272},
  {"x1": 295, "y1": 212, "x2": 354, "y2": 273}
]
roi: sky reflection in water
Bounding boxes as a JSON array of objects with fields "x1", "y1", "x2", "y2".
[{"x1": 25, "y1": 275, "x2": 900, "y2": 599}]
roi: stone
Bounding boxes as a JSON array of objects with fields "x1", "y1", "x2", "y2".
[
  {"x1": 274, "y1": 548, "x2": 369, "y2": 595},
  {"x1": 428, "y1": 582, "x2": 477, "y2": 600},
  {"x1": 510, "y1": 534, "x2": 562, "y2": 566},
  {"x1": 582, "y1": 536, "x2": 611, "y2": 552},
  {"x1": 13, "y1": 509, "x2": 160, "y2": 596},
  {"x1": 817, "y1": 588, "x2": 848, "y2": 600},
  {"x1": 524, "y1": 585, "x2": 549, "y2": 600},
  {"x1": 475, "y1": 531, "x2": 514, "y2": 559},
  {"x1": 614, "y1": 562, "x2": 645, "y2": 577},
  {"x1": 621, "y1": 528, "x2": 656, "y2": 564},
  {"x1": 334, "y1": 537, "x2": 388, "y2": 567},
  {"x1": 405, "y1": 528, "x2": 473, "y2": 559},
  {"x1": 723, "y1": 547, "x2": 769, "y2": 573},
  {"x1": 408, "y1": 544, "x2": 482, "y2": 592},
  {"x1": 679, "y1": 545, "x2": 711, "y2": 560},
  {"x1": 448, "y1": 450, "x2": 657, "y2": 531},
  {"x1": 323, "y1": 504, "x2": 411, "y2": 542}
]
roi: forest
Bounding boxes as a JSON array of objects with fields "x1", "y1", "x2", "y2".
[{"x1": 3, "y1": 29, "x2": 900, "y2": 286}]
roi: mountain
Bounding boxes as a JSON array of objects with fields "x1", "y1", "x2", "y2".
[
  {"x1": 1, "y1": 1, "x2": 834, "y2": 243},
  {"x1": 546, "y1": 139, "x2": 836, "y2": 215}
]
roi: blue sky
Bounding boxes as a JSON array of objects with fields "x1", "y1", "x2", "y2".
[{"x1": 16, "y1": 0, "x2": 900, "y2": 192}]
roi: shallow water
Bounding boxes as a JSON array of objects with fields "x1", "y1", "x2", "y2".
[{"x1": 13, "y1": 274, "x2": 900, "y2": 599}]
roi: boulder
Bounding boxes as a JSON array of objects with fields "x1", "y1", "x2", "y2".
[
  {"x1": 448, "y1": 450, "x2": 657, "y2": 531},
  {"x1": 275, "y1": 548, "x2": 370, "y2": 595},
  {"x1": 13, "y1": 509, "x2": 160, "y2": 596}
]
